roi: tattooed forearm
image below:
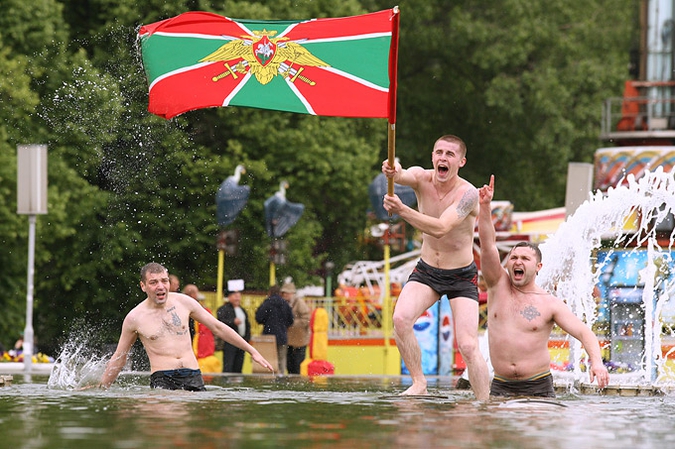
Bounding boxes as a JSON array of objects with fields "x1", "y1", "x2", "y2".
[{"x1": 456, "y1": 188, "x2": 478, "y2": 219}]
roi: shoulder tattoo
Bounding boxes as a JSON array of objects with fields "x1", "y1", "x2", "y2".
[{"x1": 456, "y1": 188, "x2": 478, "y2": 219}]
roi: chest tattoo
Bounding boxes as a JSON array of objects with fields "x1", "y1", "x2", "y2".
[
  {"x1": 166, "y1": 306, "x2": 182, "y2": 327},
  {"x1": 520, "y1": 305, "x2": 541, "y2": 321}
]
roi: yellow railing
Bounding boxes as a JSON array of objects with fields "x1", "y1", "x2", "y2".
[
  {"x1": 239, "y1": 295, "x2": 387, "y2": 338},
  {"x1": 203, "y1": 292, "x2": 489, "y2": 338}
]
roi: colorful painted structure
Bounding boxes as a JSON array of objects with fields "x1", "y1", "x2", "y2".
[{"x1": 594, "y1": 146, "x2": 675, "y2": 192}]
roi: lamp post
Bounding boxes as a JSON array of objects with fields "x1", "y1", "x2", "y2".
[
  {"x1": 216, "y1": 165, "x2": 249, "y2": 304},
  {"x1": 324, "y1": 261, "x2": 335, "y2": 298},
  {"x1": 264, "y1": 181, "x2": 304, "y2": 286},
  {"x1": 17, "y1": 144, "x2": 48, "y2": 375}
]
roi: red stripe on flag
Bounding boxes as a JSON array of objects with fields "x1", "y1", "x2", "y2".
[
  {"x1": 148, "y1": 63, "x2": 245, "y2": 119},
  {"x1": 388, "y1": 8, "x2": 400, "y2": 123},
  {"x1": 292, "y1": 67, "x2": 388, "y2": 118},
  {"x1": 139, "y1": 12, "x2": 245, "y2": 37},
  {"x1": 140, "y1": 10, "x2": 396, "y2": 41},
  {"x1": 283, "y1": 9, "x2": 396, "y2": 40}
]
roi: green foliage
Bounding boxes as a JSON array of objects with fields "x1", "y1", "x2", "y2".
[
  {"x1": 388, "y1": 0, "x2": 633, "y2": 210},
  {"x1": 0, "y1": 0, "x2": 635, "y2": 354}
]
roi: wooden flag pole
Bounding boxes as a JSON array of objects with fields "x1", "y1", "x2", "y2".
[
  {"x1": 387, "y1": 124, "x2": 396, "y2": 196},
  {"x1": 382, "y1": 6, "x2": 400, "y2": 374},
  {"x1": 383, "y1": 124, "x2": 395, "y2": 365},
  {"x1": 382, "y1": 6, "x2": 400, "y2": 373}
]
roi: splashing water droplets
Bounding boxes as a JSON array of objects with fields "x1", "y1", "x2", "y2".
[
  {"x1": 538, "y1": 168, "x2": 675, "y2": 385},
  {"x1": 48, "y1": 339, "x2": 109, "y2": 390}
]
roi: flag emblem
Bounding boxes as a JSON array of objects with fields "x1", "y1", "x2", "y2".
[{"x1": 199, "y1": 29, "x2": 329, "y2": 86}]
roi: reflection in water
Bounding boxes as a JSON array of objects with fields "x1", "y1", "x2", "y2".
[{"x1": 1, "y1": 375, "x2": 675, "y2": 447}]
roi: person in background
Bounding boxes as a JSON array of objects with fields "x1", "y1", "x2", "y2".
[
  {"x1": 281, "y1": 280, "x2": 311, "y2": 374},
  {"x1": 217, "y1": 279, "x2": 251, "y2": 373},
  {"x1": 478, "y1": 175, "x2": 609, "y2": 397},
  {"x1": 170, "y1": 274, "x2": 193, "y2": 338},
  {"x1": 255, "y1": 285, "x2": 294, "y2": 374},
  {"x1": 169, "y1": 274, "x2": 181, "y2": 292},
  {"x1": 381, "y1": 134, "x2": 490, "y2": 399},
  {"x1": 10, "y1": 333, "x2": 24, "y2": 358},
  {"x1": 99, "y1": 263, "x2": 273, "y2": 390},
  {"x1": 183, "y1": 284, "x2": 222, "y2": 373}
]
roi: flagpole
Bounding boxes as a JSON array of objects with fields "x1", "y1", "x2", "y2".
[
  {"x1": 386, "y1": 6, "x2": 400, "y2": 197},
  {"x1": 217, "y1": 248, "x2": 224, "y2": 304},
  {"x1": 383, "y1": 6, "x2": 400, "y2": 374}
]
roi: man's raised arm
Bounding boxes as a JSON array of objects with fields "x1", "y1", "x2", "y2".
[{"x1": 477, "y1": 175, "x2": 502, "y2": 285}]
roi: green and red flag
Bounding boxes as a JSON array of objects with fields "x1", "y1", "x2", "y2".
[{"x1": 138, "y1": 8, "x2": 400, "y2": 120}]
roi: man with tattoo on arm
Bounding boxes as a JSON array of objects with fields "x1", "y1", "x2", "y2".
[
  {"x1": 478, "y1": 175, "x2": 609, "y2": 397},
  {"x1": 382, "y1": 135, "x2": 490, "y2": 400},
  {"x1": 99, "y1": 263, "x2": 273, "y2": 390}
]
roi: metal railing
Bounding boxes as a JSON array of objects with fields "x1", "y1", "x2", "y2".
[
  {"x1": 602, "y1": 96, "x2": 675, "y2": 134},
  {"x1": 601, "y1": 81, "x2": 675, "y2": 138}
]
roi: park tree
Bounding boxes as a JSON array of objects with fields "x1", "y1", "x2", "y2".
[{"x1": 374, "y1": 0, "x2": 635, "y2": 210}]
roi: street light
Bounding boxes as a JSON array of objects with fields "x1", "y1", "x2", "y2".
[{"x1": 17, "y1": 144, "x2": 48, "y2": 375}]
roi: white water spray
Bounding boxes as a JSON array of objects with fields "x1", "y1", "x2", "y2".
[{"x1": 538, "y1": 167, "x2": 675, "y2": 385}]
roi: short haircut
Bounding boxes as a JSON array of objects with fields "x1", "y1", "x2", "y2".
[
  {"x1": 436, "y1": 134, "x2": 467, "y2": 157},
  {"x1": 140, "y1": 262, "x2": 168, "y2": 282},
  {"x1": 510, "y1": 241, "x2": 542, "y2": 263}
]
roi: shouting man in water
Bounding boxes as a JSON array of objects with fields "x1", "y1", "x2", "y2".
[
  {"x1": 382, "y1": 134, "x2": 490, "y2": 400},
  {"x1": 478, "y1": 175, "x2": 609, "y2": 397},
  {"x1": 100, "y1": 262, "x2": 273, "y2": 390}
]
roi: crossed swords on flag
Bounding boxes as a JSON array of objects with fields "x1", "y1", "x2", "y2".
[{"x1": 212, "y1": 61, "x2": 316, "y2": 85}]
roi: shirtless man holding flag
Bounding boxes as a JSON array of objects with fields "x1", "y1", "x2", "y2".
[{"x1": 382, "y1": 134, "x2": 490, "y2": 400}]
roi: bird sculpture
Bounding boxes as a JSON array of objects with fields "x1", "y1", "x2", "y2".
[
  {"x1": 216, "y1": 165, "x2": 250, "y2": 227},
  {"x1": 264, "y1": 180, "x2": 305, "y2": 238}
]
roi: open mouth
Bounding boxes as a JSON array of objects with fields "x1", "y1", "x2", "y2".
[
  {"x1": 513, "y1": 268, "x2": 525, "y2": 279},
  {"x1": 438, "y1": 165, "x2": 449, "y2": 175}
]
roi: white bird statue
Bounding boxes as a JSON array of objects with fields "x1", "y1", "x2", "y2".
[
  {"x1": 264, "y1": 180, "x2": 304, "y2": 238},
  {"x1": 216, "y1": 165, "x2": 250, "y2": 227}
]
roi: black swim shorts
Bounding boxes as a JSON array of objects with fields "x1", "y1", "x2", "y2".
[
  {"x1": 490, "y1": 371, "x2": 555, "y2": 398},
  {"x1": 150, "y1": 368, "x2": 207, "y2": 391},
  {"x1": 407, "y1": 259, "x2": 479, "y2": 302}
]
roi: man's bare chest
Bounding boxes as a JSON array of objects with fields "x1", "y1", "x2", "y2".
[{"x1": 138, "y1": 307, "x2": 190, "y2": 341}]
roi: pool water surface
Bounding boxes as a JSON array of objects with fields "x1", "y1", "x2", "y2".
[{"x1": 1, "y1": 374, "x2": 675, "y2": 448}]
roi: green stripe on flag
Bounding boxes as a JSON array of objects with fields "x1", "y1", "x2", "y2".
[
  {"x1": 305, "y1": 37, "x2": 392, "y2": 87},
  {"x1": 229, "y1": 76, "x2": 311, "y2": 114},
  {"x1": 141, "y1": 35, "x2": 227, "y2": 83}
]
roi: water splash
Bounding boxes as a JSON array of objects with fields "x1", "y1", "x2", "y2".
[
  {"x1": 47, "y1": 338, "x2": 109, "y2": 390},
  {"x1": 47, "y1": 322, "x2": 117, "y2": 390},
  {"x1": 538, "y1": 167, "x2": 675, "y2": 385}
]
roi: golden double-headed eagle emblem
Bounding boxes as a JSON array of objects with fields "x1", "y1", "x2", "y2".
[{"x1": 199, "y1": 29, "x2": 329, "y2": 85}]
